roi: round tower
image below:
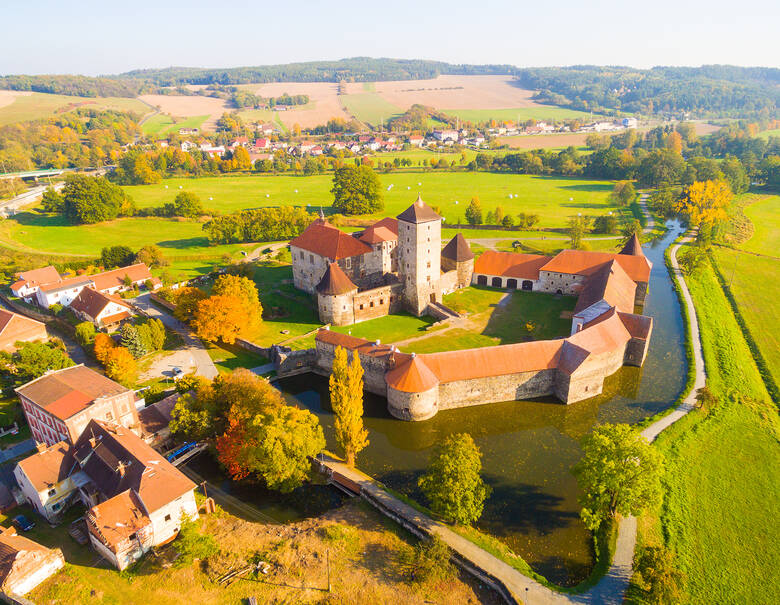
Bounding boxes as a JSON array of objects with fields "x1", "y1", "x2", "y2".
[
  {"x1": 385, "y1": 353, "x2": 439, "y2": 421},
  {"x1": 316, "y1": 262, "x2": 357, "y2": 326}
]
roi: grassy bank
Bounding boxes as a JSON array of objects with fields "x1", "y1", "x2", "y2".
[{"x1": 629, "y1": 252, "x2": 780, "y2": 604}]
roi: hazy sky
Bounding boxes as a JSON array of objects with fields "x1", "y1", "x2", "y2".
[{"x1": 1, "y1": 0, "x2": 778, "y2": 75}]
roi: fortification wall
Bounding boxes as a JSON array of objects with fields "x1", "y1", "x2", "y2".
[
  {"x1": 315, "y1": 340, "x2": 389, "y2": 395},
  {"x1": 318, "y1": 291, "x2": 355, "y2": 326},
  {"x1": 555, "y1": 347, "x2": 626, "y2": 403},
  {"x1": 439, "y1": 270, "x2": 459, "y2": 296},
  {"x1": 387, "y1": 386, "x2": 438, "y2": 421},
  {"x1": 352, "y1": 284, "x2": 403, "y2": 323},
  {"x1": 437, "y1": 369, "x2": 557, "y2": 409},
  {"x1": 625, "y1": 336, "x2": 651, "y2": 366}
]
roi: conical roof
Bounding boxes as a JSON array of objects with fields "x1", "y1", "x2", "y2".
[
  {"x1": 316, "y1": 263, "x2": 357, "y2": 296},
  {"x1": 619, "y1": 233, "x2": 644, "y2": 257},
  {"x1": 441, "y1": 233, "x2": 474, "y2": 262},
  {"x1": 386, "y1": 354, "x2": 439, "y2": 393},
  {"x1": 396, "y1": 195, "x2": 442, "y2": 224}
]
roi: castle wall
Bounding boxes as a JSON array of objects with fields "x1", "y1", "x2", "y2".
[
  {"x1": 315, "y1": 339, "x2": 390, "y2": 395},
  {"x1": 554, "y1": 347, "x2": 626, "y2": 403},
  {"x1": 440, "y1": 270, "x2": 459, "y2": 296},
  {"x1": 537, "y1": 270, "x2": 586, "y2": 295},
  {"x1": 441, "y1": 257, "x2": 474, "y2": 290},
  {"x1": 291, "y1": 245, "x2": 329, "y2": 293},
  {"x1": 437, "y1": 369, "x2": 557, "y2": 410},
  {"x1": 624, "y1": 336, "x2": 651, "y2": 366},
  {"x1": 634, "y1": 281, "x2": 649, "y2": 307},
  {"x1": 352, "y1": 284, "x2": 403, "y2": 323},
  {"x1": 387, "y1": 385, "x2": 438, "y2": 421}
]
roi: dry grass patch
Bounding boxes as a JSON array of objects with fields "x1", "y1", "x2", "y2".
[
  {"x1": 138, "y1": 94, "x2": 232, "y2": 131},
  {"x1": 245, "y1": 82, "x2": 350, "y2": 128}
]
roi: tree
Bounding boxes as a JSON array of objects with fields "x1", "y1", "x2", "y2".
[
  {"x1": 572, "y1": 423, "x2": 664, "y2": 531},
  {"x1": 173, "y1": 516, "x2": 218, "y2": 568},
  {"x1": 331, "y1": 165, "x2": 384, "y2": 215},
  {"x1": 217, "y1": 402, "x2": 325, "y2": 493},
  {"x1": 192, "y1": 294, "x2": 247, "y2": 344},
  {"x1": 232, "y1": 146, "x2": 252, "y2": 171},
  {"x1": 93, "y1": 333, "x2": 115, "y2": 364},
  {"x1": 104, "y1": 346, "x2": 137, "y2": 387},
  {"x1": 677, "y1": 245, "x2": 708, "y2": 275},
  {"x1": 401, "y1": 536, "x2": 454, "y2": 584},
  {"x1": 610, "y1": 181, "x2": 636, "y2": 207},
  {"x1": 418, "y1": 433, "x2": 491, "y2": 526},
  {"x1": 465, "y1": 197, "x2": 483, "y2": 225},
  {"x1": 637, "y1": 150, "x2": 686, "y2": 188},
  {"x1": 593, "y1": 214, "x2": 619, "y2": 234},
  {"x1": 12, "y1": 341, "x2": 73, "y2": 382},
  {"x1": 171, "y1": 191, "x2": 204, "y2": 218},
  {"x1": 74, "y1": 321, "x2": 96, "y2": 346},
  {"x1": 648, "y1": 187, "x2": 679, "y2": 218},
  {"x1": 101, "y1": 245, "x2": 134, "y2": 269},
  {"x1": 568, "y1": 215, "x2": 588, "y2": 249},
  {"x1": 173, "y1": 287, "x2": 208, "y2": 322},
  {"x1": 120, "y1": 323, "x2": 146, "y2": 358},
  {"x1": 622, "y1": 219, "x2": 643, "y2": 244},
  {"x1": 41, "y1": 187, "x2": 64, "y2": 213},
  {"x1": 694, "y1": 385, "x2": 718, "y2": 413},
  {"x1": 674, "y1": 179, "x2": 732, "y2": 227},
  {"x1": 635, "y1": 545, "x2": 684, "y2": 604},
  {"x1": 136, "y1": 244, "x2": 166, "y2": 268},
  {"x1": 62, "y1": 174, "x2": 135, "y2": 224},
  {"x1": 329, "y1": 346, "x2": 368, "y2": 467}
]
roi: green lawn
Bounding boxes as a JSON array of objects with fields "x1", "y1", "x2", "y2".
[
  {"x1": 740, "y1": 193, "x2": 780, "y2": 256},
  {"x1": 207, "y1": 342, "x2": 268, "y2": 373},
  {"x1": 341, "y1": 92, "x2": 403, "y2": 126},
  {"x1": 0, "y1": 211, "x2": 248, "y2": 259},
  {"x1": 711, "y1": 247, "x2": 780, "y2": 391},
  {"x1": 757, "y1": 127, "x2": 780, "y2": 140},
  {"x1": 0, "y1": 92, "x2": 149, "y2": 126},
  {"x1": 122, "y1": 173, "x2": 617, "y2": 229},
  {"x1": 629, "y1": 254, "x2": 779, "y2": 604},
  {"x1": 442, "y1": 285, "x2": 506, "y2": 315},
  {"x1": 141, "y1": 113, "x2": 209, "y2": 136},
  {"x1": 331, "y1": 312, "x2": 435, "y2": 342},
  {"x1": 404, "y1": 329, "x2": 498, "y2": 354},
  {"x1": 443, "y1": 106, "x2": 597, "y2": 124}
]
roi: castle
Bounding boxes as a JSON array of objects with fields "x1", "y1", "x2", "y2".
[{"x1": 289, "y1": 197, "x2": 654, "y2": 419}]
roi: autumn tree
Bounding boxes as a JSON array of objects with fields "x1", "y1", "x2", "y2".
[
  {"x1": 674, "y1": 179, "x2": 732, "y2": 227},
  {"x1": 610, "y1": 181, "x2": 636, "y2": 207},
  {"x1": 329, "y1": 346, "x2": 368, "y2": 467},
  {"x1": 172, "y1": 287, "x2": 208, "y2": 322},
  {"x1": 465, "y1": 197, "x2": 483, "y2": 225},
  {"x1": 93, "y1": 333, "x2": 116, "y2": 364},
  {"x1": 418, "y1": 433, "x2": 491, "y2": 526},
  {"x1": 192, "y1": 295, "x2": 247, "y2": 344},
  {"x1": 104, "y1": 346, "x2": 137, "y2": 387},
  {"x1": 136, "y1": 244, "x2": 167, "y2": 267},
  {"x1": 665, "y1": 130, "x2": 683, "y2": 155},
  {"x1": 572, "y1": 423, "x2": 664, "y2": 531},
  {"x1": 568, "y1": 215, "x2": 589, "y2": 249},
  {"x1": 635, "y1": 545, "x2": 684, "y2": 604}
]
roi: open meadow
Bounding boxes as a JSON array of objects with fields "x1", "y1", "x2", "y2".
[
  {"x1": 138, "y1": 94, "x2": 231, "y2": 132},
  {"x1": 122, "y1": 172, "x2": 617, "y2": 228},
  {"x1": 239, "y1": 81, "x2": 350, "y2": 129},
  {"x1": 0, "y1": 90, "x2": 149, "y2": 125}
]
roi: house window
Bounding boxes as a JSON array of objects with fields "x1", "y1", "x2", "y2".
[
  {"x1": 48, "y1": 488, "x2": 56, "y2": 496},
  {"x1": 300, "y1": 251, "x2": 304, "y2": 259},
  {"x1": 164, "y1": 514, "x2": 171, "y2": 522},
  {"x1": 370, "y1": 301, "x2": 374, "y2": 308},
  {"x1": 380, "y1": 299, "x2": 384, "y2": 305},
  {"x1": 359, "y1": 304, "x2": 364, "y2": 310},
  {"x1": 105, "y1": 412, "x2": 113, "y2": 421},
  {"x1": 345, "y1": 258, "x2": 351, "y2": 269},
  {"x1": 309, "y1": 254, "x2": 314, "y2": 263},
  {"x1": 129, "y1": 533, "x2": 137, "y2": 540}
]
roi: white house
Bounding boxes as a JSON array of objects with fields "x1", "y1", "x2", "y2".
[
  {"x1": 69, "y1": 287, "x2": 132, "y2": 330},
  {"x1": 433, "y1": 129, "x2": 459, "y2": 142},
  {"x1": 15, "y1": 420, "x2": 198, "y2": 571},
  {"x1": 11, "y1": 266, "x2": 65, "y2": 301},
  {"x1": 0, "y1": 527, "x2": 64, "y2": 596}
]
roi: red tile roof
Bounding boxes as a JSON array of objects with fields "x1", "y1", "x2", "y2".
[
  {"x1": 289, "y1": 221, "x2": 371, "y2": 260},
  {"x1": 90, "y1": 263, "x2": 152, "y2": 292},
  {"x1": 16, "y1": 441, "x2": 75, "y2": 491},
  {"x1": 619, "y1": 233, "x2": 644, "y2": 257},
  {"x1": 317, "y1": 263, "x2": 357, "y2": 296},
  {"x1": 370, "y1": 217, "x2": 399, "y2": 235},
  {"x1": 386, "y1": 354, "x2": 439, "y2": 393},
  {"x1": 474, "y1": 251, "x2": 552, "y2": 280},
  {"x1": 540, "y1": 250, "x2": 651, "y2": 282},
  {"x1": 573, "y1": 260, "x2": 636, "y2": 314},
  {"x1": 69, "y1": 287, "x2": 130, "y2": 321},
  {"x1": 88, "y1": 489, "x2": 150, "y2": 548},
  {"x1": 13, "y1": 266, "x2": 60, "y2": 289},
  {"x1": 441, "y1": 234, "x2": 474, "y2": 262},
  {"x1": 359, "y1": 225, "x2": 397, "y2": 244}
]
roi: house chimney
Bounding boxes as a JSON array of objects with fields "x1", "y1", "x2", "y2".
[
  {"x1": 117, "y1": 461, "x2": 126, "y2": 477},
  {"x1": 36, "y1": 442, "x2": 48, "y2": 453},
  {"x1": 89, "y1": 437, "x2": 97, "y2": 448}
]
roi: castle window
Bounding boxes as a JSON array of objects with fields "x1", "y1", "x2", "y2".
[
  {"x1": 360, "y1": 304, "x2": 364, "y2": 310},
  {"x1": 370, "y1": 301, "x2": 374, "y2": 308},
  {"x1": 310, "y1": 254, "x2": 314, "y2": 263},
  {"x1": 427, "y1": 261, "x2": 431, "y2": 268},
  {"x1": 343, "y1": 305, "x2": 346, "y2": 310},
  {"x1": 345, "y1": 258, "x2": 351, "y2": 269},
  {"x1": 380, "y1": 298, "x2": 384, "y2": 304},
  {"x1": 300, "y1": 251, "x2": 304, "y2": 259},
  {"x1": 427, "y1": 275, "x2": 431, "y2": 282}
]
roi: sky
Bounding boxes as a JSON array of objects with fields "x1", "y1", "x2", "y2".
[{"x1": 1, "y1": 0, "x2": 778, "y2": 75}]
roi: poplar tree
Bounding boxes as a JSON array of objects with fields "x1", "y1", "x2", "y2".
[{"x1": 329, "y1": 346, "x2": 369, "y2": 467}]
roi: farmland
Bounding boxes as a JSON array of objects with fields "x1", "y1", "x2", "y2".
[
  {"x1": 444, "y1": 106, "x2": 594, "y2": 124},
  {"x1": 0, "y1": 90, "x2": 149, "y2": 125},
  {"x1": 121, "y1": 172, "x2": 617, "y2": 228},
  {"x1": 341, "y1": 92, "x2": 403, "y2": 126},
  {"x1": 141, "y1": 113, "x2": 209, "y2": 136},
  {"x1": 138, "y1": 94, "x2": 231, "y2": 132},
  {"x1": 239, "y1": 81, "x2": 349, "y2": 129}
]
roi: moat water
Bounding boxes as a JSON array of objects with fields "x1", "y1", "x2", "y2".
[{"x1": 190, "y1": 221, "x2": 686, "y2": 587}]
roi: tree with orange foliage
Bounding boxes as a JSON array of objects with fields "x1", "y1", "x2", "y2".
[
  {"x1": 172, "y1": 287, "x2": 208, "y2": 322},
  {"x1": 104, "y1": 346, "x2": 137, "y2": 387},
  {"x1": 192, "y1": 295, "x2": 246, "y2": 343},
  {"x1": 93, "y1": 333, "x2": 116, "y2": 364},
  {"x1": 674, "y1": 179, "x2": 732, "y2": 227},
  {"x1": 665, "y1": 131, "x2": 683, "y2": 155}
]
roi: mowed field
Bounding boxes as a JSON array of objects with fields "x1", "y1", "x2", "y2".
[
  {"x1": 498, "y1": 133, "x2": 594, "y2": 150},
  {"x1": 0, "y1": 91, "x2": 149, "y2": 126},
  {"x1": 121, "y1": 172, "x2": 616, "y2": 227},
  {"x1": 138, "y1": 94, "x2": 232, "y2": 132},
  {"x1": 240, "y1": 82, "x2": 350, "y2": 129}
]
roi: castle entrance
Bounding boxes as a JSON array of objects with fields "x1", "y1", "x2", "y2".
[{"x1": 506, "y1": 278, "x2": 518, "y2": 289}]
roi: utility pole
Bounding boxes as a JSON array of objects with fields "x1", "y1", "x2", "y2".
[{"x1": 327, "y1": 548, "x2": 331, "y2": 592}]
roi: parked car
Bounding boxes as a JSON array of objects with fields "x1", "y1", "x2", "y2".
[
  {"x1": 172, "y1": 367, "x2": 184, "y2": 381},
  {"x1": 12, "y1": 514, "x2": 35, "y2": 532}
]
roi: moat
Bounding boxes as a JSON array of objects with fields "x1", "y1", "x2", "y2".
[{"x1": 272, "y1": 222, "x2": 686, "y2": 586}]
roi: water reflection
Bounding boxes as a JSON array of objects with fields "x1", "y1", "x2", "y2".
[{"x1": 277, "y1": 221, "x2": 686, "y2": 586}]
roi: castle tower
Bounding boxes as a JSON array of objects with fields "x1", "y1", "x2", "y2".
[
  {"x1": 396, "y1": 195, "x2": 442, "y2": 316},
  {"x1": 441, "y1": 233, "x2": 474, "y2": 289}
]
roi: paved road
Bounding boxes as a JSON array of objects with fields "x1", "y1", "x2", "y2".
[
  {"x1": 0, "y1": 181, "x2": 64, "y2": 217},
  {"x1": 132, "y1": 293, "x2": 218, "y2": 380}
]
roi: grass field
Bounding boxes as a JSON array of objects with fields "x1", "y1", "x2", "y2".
[
  {"x1": 444, "y1": 106, "x2": 595, "y2": 124},
  {"x1": 122, "y1": 173, "x2": 617, "y2": 229},
  {"x1": 757, "y1": 127, "x2": 780, "y2": 140},
  {"x1": 141, "y1": 113, "x2": 209, "y2": 136},
  {"x1": 341, "y1": 92, "x2": 403, "y2": 126},
  {"x1": 0, "y1": 91, "x2": 149, "y2": 125},
  {"x1": 739, "y1": 193, "x2": 780, "y2": 256},
  {"x1": 629, "y1": 254, "x2": 779, "y2": 604}
]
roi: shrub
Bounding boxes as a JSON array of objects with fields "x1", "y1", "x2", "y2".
[
  {"x1": 74, "y1": 321, "x2": 96, "y2": 346},
  {"x1": 401, "y1": 536, "x2": 454, "y2": 584}
]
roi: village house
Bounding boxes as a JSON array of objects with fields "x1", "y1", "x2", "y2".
[
  {"x1": 433, "y1": 129, "x2": 459, "y2": 142},
  {"x1": 180, "y1": 141, "x2": 197, "y2": 152},
  {"x1": 408, "y1": 135, "x2": 424, "y2": 147},
  {"x1": 0, "y1": 309, "x2": 47, "y2": 353},
  {"x1": 178, "y1": 128, "x2": 199, "y2": 136},
  {"x1": 228, "y1": 136, "x2": 249, "y2": 149},
  {"x1": 10, "y1": 263, "x2": 155, "y2": 309},
  {"x1": 68, "y1": 287, "x2": 133, "y2": 330},
  {"x1": 16, "y1": 365, "x2": 141, "y2": 447},
  {"x1": 14, "y1": 420, "x2": 197, "y2": 570},
  {"x1": 0, "y1": 526, "x2": 64, "y2": 596},
  {"x1": 252, "y1": 138, "x2": 271, "y2": 151}
]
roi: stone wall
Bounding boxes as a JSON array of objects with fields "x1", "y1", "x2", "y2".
[
  {"x1": 634, "y1": 281, "x2": 649, "y2": 306},
  {"x1": 233, "y1": 338, "x2": 271, "y2": 359},
  {"x1": 439, "y1": 270, "x2": 459, "y2": 296},
  {"x1": 352, "y1": 284, "x2": 403, "y2": 323},
  {"x1": 387, "y1": 385, "x2": 438, "y2": 421},
  {"x1": 624, "y1": 335, "x2": 651, "y2": 366},
  {"x1": 555, "y1": 348, "x2": 626, "y2": 403},
  {"x1": 318, "y1": 290, "x2": 356, "y2": 326},
  {"x1": 315, "y1": 339, "x2": 390, "y2": 395},
  {"x1": 437, "y1": 369, "x2": 557, "y2": 409},
  {"x1": 274, "y1": 347, "x2": 317, "y2": 377}
]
